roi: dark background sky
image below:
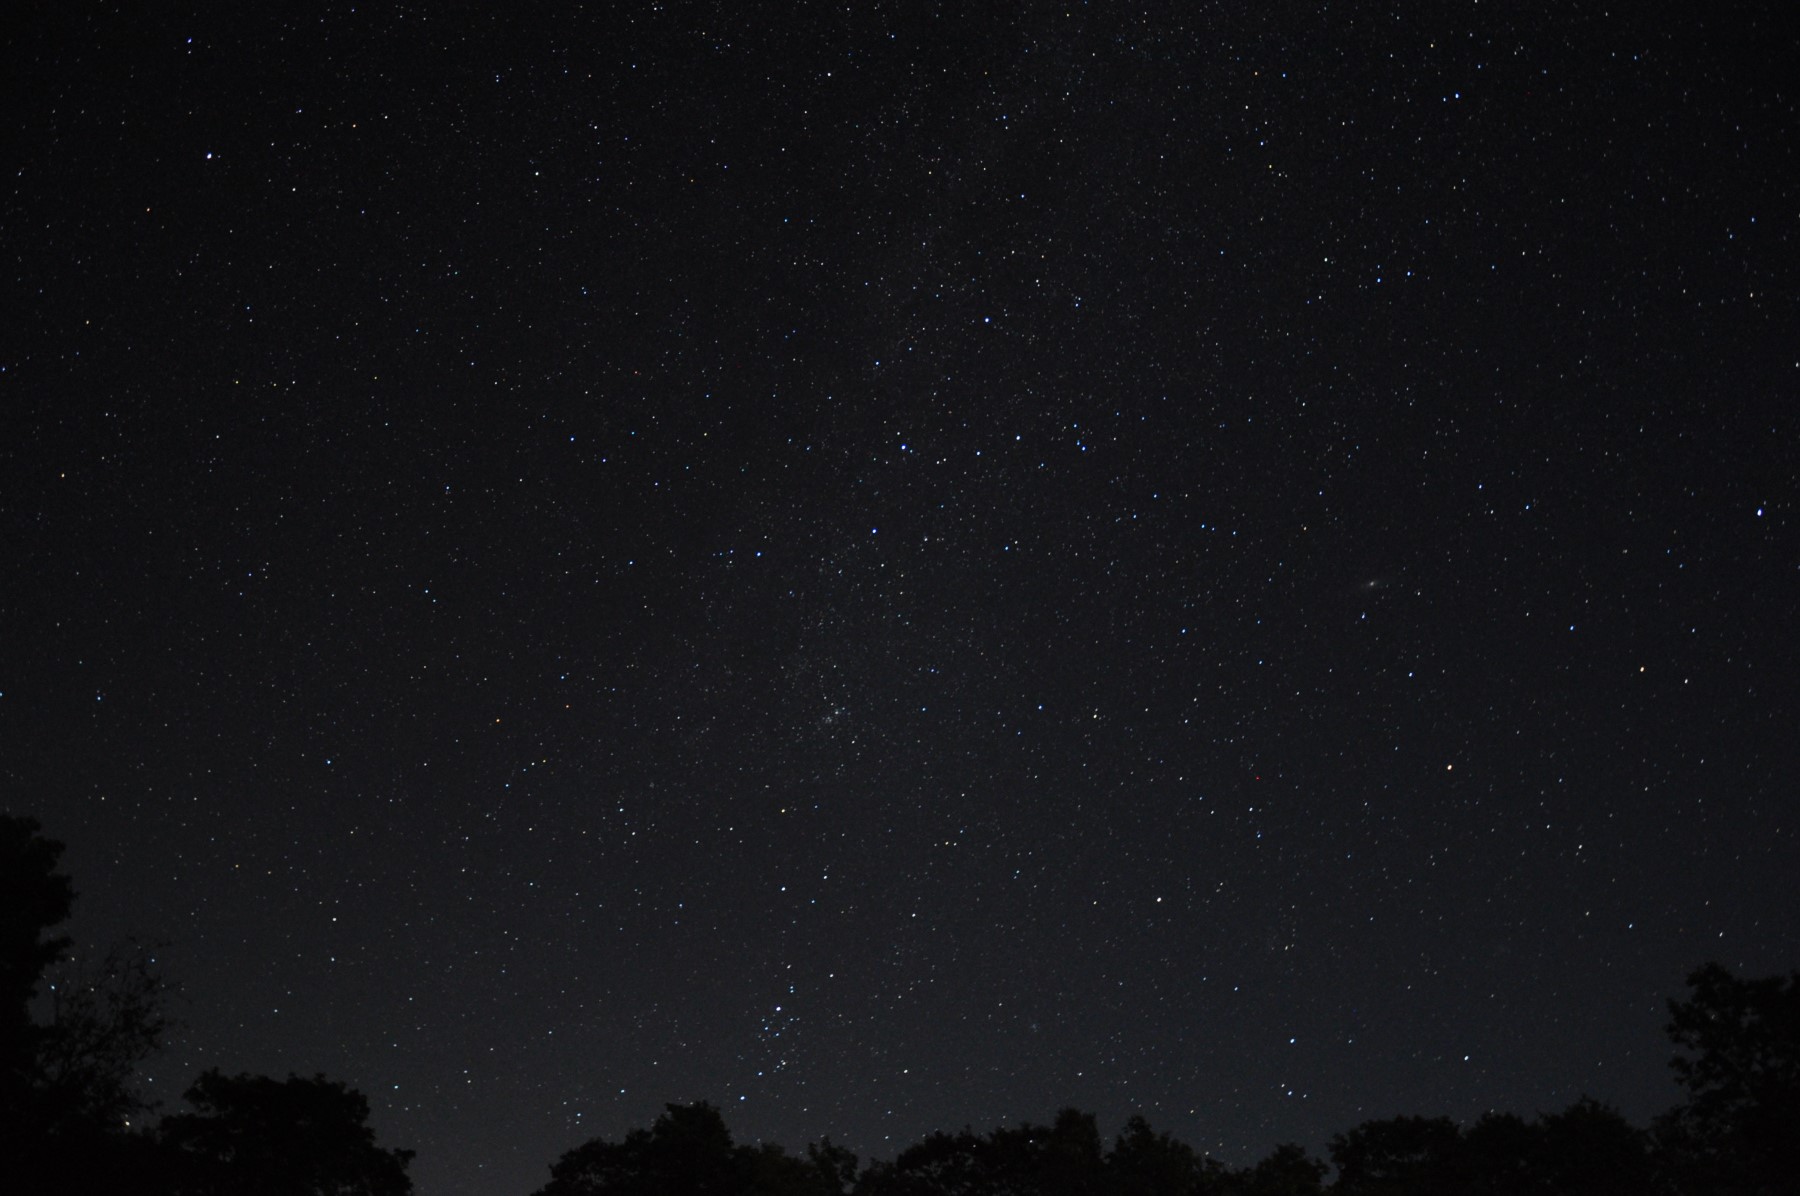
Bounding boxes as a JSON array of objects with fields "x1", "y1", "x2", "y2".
[{"x1": 5, "y1": 4, "x2": 1797, "y2": 1195}]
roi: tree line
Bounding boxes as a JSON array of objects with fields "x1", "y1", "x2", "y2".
[{"x1": 4, "y1": 814, "x2": 1794, "y2": 1194}]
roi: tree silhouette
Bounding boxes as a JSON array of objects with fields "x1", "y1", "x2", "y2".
[
  {"x1": 859, "y1": 1110, "x2": 1120, "y2": 1196},
  {"x1": 1321, "y1": 1100, "x2": 1651, "y2": 1196},
  {"x1": 10, "y1": 812, "x2": 1800, "y2": 1195},
  {"x1": 2, "y1": 815, "x2": 172, "y2": 1190},
  {"x1": 857, "y1": 1128, "x2": 990, "y2": 1196},
  {"x1": 0, "y1": 814, "x2": 75, "y2": 1095},
  {"x1": 808, "y1": 1138, "x2": 860, "y2": 1196},
  {"x1": 1225, "y1": 1142, "x2": 1327, "y2": 1196},
  {"x1": 1327, "y1": 1115, "x2": 1462, "y2": 1195},
  {"x1": 533, "y1": 1100, "x2": 834, "y2": 1196},
  {"x1": 0, "y1": 815, "x2": 419, "y2": 1194},
  {"x1": 1653, "y1": 963, "x2": 1800, "y2": 1195},
  {"x1": 1105, "y1": 1113, "x2": 1215, "y2": 1196},
  {"x1": 35, "y1": 939, "x2": 171, "y2": 1134},
  {"x1": 1535, "y1": 1096, "x2": 1652, "y2": 1196},
  {"x1": 1451, "y1": 1111, "x2": 1537, "y2": 1195},
  {"x1": 159, "y1": 1069, "x2": 415, "y2": 1195}
]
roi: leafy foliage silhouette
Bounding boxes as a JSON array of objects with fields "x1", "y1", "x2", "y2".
[
  {"x1": 6, "y1": 813, "x2": 1797, "y2": 1195},
  {"x1": 160, "y1": 1069, "x2": 415, "y2": 1195},
  {"x1": 0, "y1": 814, "x2": 414, "y2": 1195},
  {"x1": 1653, "y1": 963, "x2": 1800, "y2": 1196},
  {"x1": 533, "y1": 1100, "x2": 836, "y2": 1196}
]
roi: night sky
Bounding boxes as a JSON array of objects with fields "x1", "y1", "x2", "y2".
[{"x1": 5, "y1": 4, "x2": 1798, "y2": 1195}]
